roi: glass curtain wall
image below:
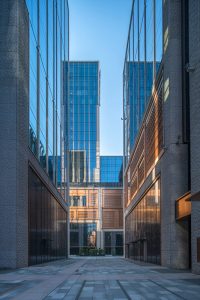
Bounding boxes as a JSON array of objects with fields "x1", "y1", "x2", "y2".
[
  {"x1": 100, "y1": 156, "x2": 123, "y2": 185},
  {"x1": 125, "y1": 180, "x2": 160, "y2": 264},
  {"x1": 104, "y1": 232, "x2": 123, "y2": 256},
  {"x1": 65, "y1": 62, "x2": 100, "y2": 184},
  {"x1": 123, "y1": 0, "x2": 163, "y2": 166},
  {"x1": 70, "y1": 223, "x2": 97, "y2": 255},
  {"x1": 26, "y1": 0, "x2": 69, "y2": 197},
  {"x1": 28, "y1": 167, "x2": 67, "y2": 265}
]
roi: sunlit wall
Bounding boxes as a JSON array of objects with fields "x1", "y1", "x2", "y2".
[
  {"x1": 123, "y1": 0, "x2": 163, "y2": 165},
  {"x1": 125, "y1": 180, "x2": 160, "y2": 264}
]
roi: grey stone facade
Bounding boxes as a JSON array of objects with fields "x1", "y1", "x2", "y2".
[
  {"x1": 189, "y1": 0, "x2": 200, "y2": 274},
  {"x1": 0, "y1": 0, "x2": 68, "y2": 269},
  {"x1": 161, "y1": 0, "x2": 189, "y2": 269},
  {"x1": 0, "y1": 0, "x2": 29, "y2": 268}
]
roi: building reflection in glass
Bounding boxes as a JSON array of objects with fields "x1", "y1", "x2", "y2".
[
  {"x1": 88, "y1": 229, "x2": 96, "y2": 248},
  {"x1": 28, "y1": 168, "x2": 67, "y2": 265},
  {"x1": 125, "y1": 180, "x2": 160, "y2": 264},
  {"x1": 104, "y1": 232, "x2": 123, "y2": 256},
  {"x1": 70, "y1": 223, "x2": 97, "y2": 255},
  {"x1": 123, "y1": 0, "x2": 163, "y2": 167},
  {"x1": 26, "y1": 0, "x2": 69, "y2": 195}
]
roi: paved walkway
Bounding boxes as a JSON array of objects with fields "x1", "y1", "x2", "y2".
[{"x1": 0, "y1": 257, "x2": 200, "y2": 299}]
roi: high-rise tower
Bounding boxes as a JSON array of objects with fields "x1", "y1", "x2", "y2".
[{"x1": 66, "y1": 61, "x2": 100, "y2": 185}]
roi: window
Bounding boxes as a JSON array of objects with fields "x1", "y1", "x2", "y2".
[
  {"x1": 82, "y1": 196, "x2": 87, "y2": 207},
  {"x1": 70, "y1": 223, "x2": 97, "y2": 254},
  {"x1": 104, "y1": 232, "x2": 123, "y2": 256}
]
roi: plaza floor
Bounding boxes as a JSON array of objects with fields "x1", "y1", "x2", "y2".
[{"x1": 0, "y1": 257, "x2": 200, "y2": 300}]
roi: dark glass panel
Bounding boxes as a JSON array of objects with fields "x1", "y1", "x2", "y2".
[
  {"x1": 125, "y1": 180, "x2": 160, "y2": 264},
  {"x1": 104, "y1": 231, "x2": 123, "y2": 256},
  {"x1": 28, "y1": 167, "x2": 67, "y2": 265},
  {"x1": 70, "y1": 223, "x2": 97, "y2": 254}
]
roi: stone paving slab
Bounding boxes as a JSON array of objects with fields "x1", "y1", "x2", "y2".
[
  {"x1": 1, "y1": 258, "x2": 200, "y2": 299},
  {"x1": 0, "y1": 280, "x2": 41, "y2": 299}
]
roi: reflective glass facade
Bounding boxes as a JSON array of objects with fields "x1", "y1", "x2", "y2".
[
  {"x1": 123, "y1": 0, "x2": 163, "y2": 166},
  {"x1": 28, "y1": 167, "x2": 68, "y2": 265},
  {"x1": 128, "y1": 62, "x2": 160, "y2": 149},
  {"x1": 65, "y1": 62, "x2": 100, "y2": 184},
  {"x1": 70, "y1": 223, "x2": 97, "y2": 255},
  {"x1": 125, "y1": 180, "x2": 160, "y2": 264},
  {"x1": 124, "y1": 76, "x2": 163, "y2": 208},
  {"x1": 104, "y1": 231, "x2": 123, "y2": 256},
  {"x1": 100, "y1": 156, "x2": 123, "y2": 185},
  {"x1": 26, "y1": 0, "x2": 69, "y2": 195}
]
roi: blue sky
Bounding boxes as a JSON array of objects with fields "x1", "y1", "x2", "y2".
[{"x1": 68, "y1": 0, "x2": 132, "y2": 155}]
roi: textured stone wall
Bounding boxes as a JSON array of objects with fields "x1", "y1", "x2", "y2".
[
  {"x1": 0, "y1": 0, "x2": 29, "y2": 268},
  {"x1": 161, "y1": 0, "x2": 189, "y2": 269},
  {"x1": 189, "y1": 0, "x2": 200, "y2": 274}
]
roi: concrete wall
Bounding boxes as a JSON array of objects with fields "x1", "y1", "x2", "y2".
[
  {"x1": 189, "y1": 0, "x2": 200, "y2": 274},
  {"x1": 161, "y1": 0, "x2": 189, "y2": 269},
  {"x1": 0, "y1": 0, "x2": 29, "y2": 268}
]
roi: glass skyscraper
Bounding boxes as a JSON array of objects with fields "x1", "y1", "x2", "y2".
[
  {"x1": 27, "y1": 0, "x2": 69, "y2": 195},
  {"x1": 64, "y1": 62, "x2": 123, "y2": 256},
  {"x1": 65, "y1": 61, "x2": 100, "y2": 184}
]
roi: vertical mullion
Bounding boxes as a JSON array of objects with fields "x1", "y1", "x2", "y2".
[
  {"x1": 84, "y1": 63, "x2": 86, "y2": 182},
  {"x1": 132, "y1": 6, "x2": 134, "y2": 150},
  {"x1": 53, "y1": 0, "x2": 56, "y2": 184},
  {"x1": 144, "y1": 0, "x2": 147, "y2": 106},
  {"x1": 46, "y1": 0, "x2": 49, "y2": 173},
  {"x1": 88, "y1": 64, "x2": 90, "y2": 183},
  {"x1": 37, "y1": 0, "x2": 40, "y2": 159},
  {"x1": 137, "y1": 0, "x2": 140, "y2": 130},
  {"x1": 72, "y1": 64, "x2": 74, "y2": 183},
  {"x1": 78, "y1": 64, "x2": 80, "y2": 182},
  {"x1": 153, "y1": 0, "x2": 156, "y2": 79},
  {"x1": 55, "y1": 1, "x2": 58, "y2": 187},
  {"x1": 59, "y1": 2, "x2": 62, "y2": 193}
]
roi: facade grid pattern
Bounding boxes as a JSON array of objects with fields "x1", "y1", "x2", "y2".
[
  {"x1": 100, "y1": 156, "x2": 123, "y2": 185},
  {"x1": 125, "y1": 180, "x2": 160, "y2": 264},
  {"x1": 123, "y1": 0, "x2": 163, "y2": 264},
  {"x1": 26, "y1": 0, "x2": 69, "y2": 197},
  {"x1": 28, "y1": 167, "x2": 67, "y2": 265},
  {"x1": 123, "y1": 0, "x2": 163, "y2": 166},
  {"x1": 66, "y1": 61, "x2": 100, "y2": 184}
]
